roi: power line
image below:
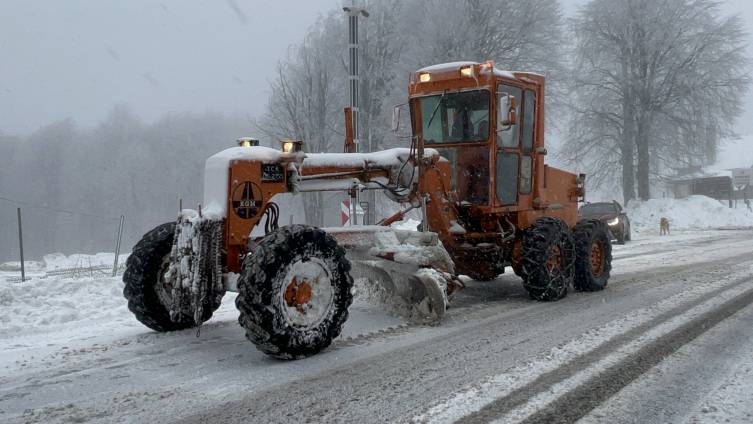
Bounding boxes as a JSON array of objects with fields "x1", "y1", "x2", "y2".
[{"x1": 0, "y1": 195, "x2": 121, "y2": 222}]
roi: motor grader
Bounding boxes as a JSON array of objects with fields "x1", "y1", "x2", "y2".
[{"x1": 123, "y1": 61, "x2": 612, "y2": 359}]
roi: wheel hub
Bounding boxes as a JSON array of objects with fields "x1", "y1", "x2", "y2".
[
  {"x1": 156, "y1": 256, "x2": 175, "y2": 307},
  {"x1": 279, "y1": 258, "x2": 334, "y2": 329},
  {"x1": 590, "y1": 240, "x2": 605, "y2": 276},
  {"x1": 546, "y1": 244, "x2": 563, "y2": 274},
  {"x1": 284, "y1": 277, "x2": 314, "y2": 313}
]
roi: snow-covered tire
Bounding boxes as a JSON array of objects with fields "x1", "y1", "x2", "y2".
[
  {"x1": 123, "y1": 222, "x2": 222, "y2": 332},
  {"x1": 520, "y1": 217, "x2": 575, "y2": 301},
  {"x1": 236, "y1": 225, "x2": 353, "y2": 359},
  {"x1": 573, "y1": 219, "x2": 612, "y2": 292}
]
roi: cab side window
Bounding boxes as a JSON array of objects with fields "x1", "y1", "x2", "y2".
[
  {"x1": 521, "y1": 90, "x2": 536, "y2": 152},
  {"x1": 496, "y1": 153, "x2": 519, "y2": 204},
  {"x1": 497, "y1": 84, "x2": 522, "y2": 148},
  {"x1": 520, "y1": 156, "x2": 532, "y2": 194},
  {"x1": 519, "y1": 90, "x2": 537, "y2": 194}
]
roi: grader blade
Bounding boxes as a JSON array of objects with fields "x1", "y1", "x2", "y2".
[{"x1": 325, "y1": 226, "x2": 456, "y2": 324}]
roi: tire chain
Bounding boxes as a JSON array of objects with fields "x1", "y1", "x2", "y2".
[
  {"x1": 170, "y1": 215, "x2": 225, "y2": 327},
  {"x1": 521, "y1": 217, "x2": 575, "y2": 300}
]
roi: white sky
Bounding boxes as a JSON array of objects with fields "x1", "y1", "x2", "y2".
[
  {"x1": 0, "y1": 0, "x2": 342, "y2": 135},
  {"x1": 0, "y1": 0, "x2": 751, "y2": 136}
]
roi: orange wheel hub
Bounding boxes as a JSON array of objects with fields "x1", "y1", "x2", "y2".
[
  {"x1": 284, "y1": 277, "x2": 314, "y2": 313},
  {"x1": 590, "y1": 240, "x2": 605, "y2": 276},
  {"x1": 546, "y1": 245, "x2": 563, "y2": 273}
]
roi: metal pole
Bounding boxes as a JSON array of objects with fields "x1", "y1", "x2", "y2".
[
  {"x1": 344, "y1": 3, "x2": 368, "y2": 225},
  {"x1": 17, "y1": 207, "x2": 25, "y2": 282},
  {"x1": 349, "y1": 7, "x2": 359, "y2": 225},
  {"x1": 112, "y1": 215, "x2": 125, "y2": 277}
]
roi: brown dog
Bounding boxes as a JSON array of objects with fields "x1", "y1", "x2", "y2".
[{"x1": 660, "y1": 217, "x2": 670, "y2": 235}]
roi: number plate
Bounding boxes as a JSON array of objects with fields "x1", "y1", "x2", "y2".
[{"x1": 262, "y1": 164, "x2": 284, "y2": 182}]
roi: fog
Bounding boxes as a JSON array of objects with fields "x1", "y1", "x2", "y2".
[
  {"x1": 0, "y1": 0, "x2": 751, "y2": 262},
  {"x1": 0, "y1": 0, "x2": 340, "y2": 135}
]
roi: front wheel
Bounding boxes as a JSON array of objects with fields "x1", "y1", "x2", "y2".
[
  {"x1": 573, "y1": 219, "x2": 612, "y2": 291},
  {"x1": 123, "y1": 222, "x2": 223, "y2": 332},
  {"x1": 236, "y1": 225, "x2": 354, "y2": 359}
]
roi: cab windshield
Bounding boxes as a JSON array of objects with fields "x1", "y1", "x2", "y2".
[{"x1": 419, "y1": 90, "x2": 490, "y2": 144}]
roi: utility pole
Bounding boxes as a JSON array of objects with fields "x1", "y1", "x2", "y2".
[{"x1": 343, "y1": 2, "x2": 369, "y2": 225}]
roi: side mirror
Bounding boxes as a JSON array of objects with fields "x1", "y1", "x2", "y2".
[
  {"x1": 497, "y1": 93, "x2": 518, "y2": 130},
  {"x1": 391, "y1": 105, "x2": 401, "y2": 132}
]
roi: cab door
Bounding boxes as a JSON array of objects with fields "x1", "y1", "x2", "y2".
[{"x1": 495, "y1": 83, "x2": 537, "y2": 207}]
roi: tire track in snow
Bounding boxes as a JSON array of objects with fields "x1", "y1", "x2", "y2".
[
  {"x1": 460, "y1": 277, "x2": 753, "y2": 423},
  {"x1": 415, "y1": 263, "x2": 753, "y2": 423},
  {"x1": 333, "y1": 251, "x2": 752, "y2": 352},
  {"x1": 514, "y1": 281, "x2": 753, "y2": 424}
]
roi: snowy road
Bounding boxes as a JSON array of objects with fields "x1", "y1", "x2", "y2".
[{"x1": 2, "y1": 230, "x2": 753, "y2": 423}]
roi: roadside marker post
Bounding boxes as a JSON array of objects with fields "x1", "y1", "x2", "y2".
[
  {"x1": 112, "y1": 215, "x2": 125, "y2": 277},
  {"x1": 17, "y1": 207, "x2": 25, "y2": 282}
]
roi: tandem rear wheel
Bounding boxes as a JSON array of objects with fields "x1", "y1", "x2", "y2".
[{"x1": 519, "y1": 217, "x2": 612, "y2": 301}]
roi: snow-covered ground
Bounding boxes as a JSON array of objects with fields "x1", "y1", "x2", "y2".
[
  {"x1": 626, "y1": 195, "x2": 753, "y2": 234},
  {"x1": 2, "y1": 227, "x2": 753, "y2": 423},
  {"x1": 2, "y1": 198, "x2": 753, "y2": 423}
]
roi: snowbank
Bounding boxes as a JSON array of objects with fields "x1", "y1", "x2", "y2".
[
  {"x1": 0, "y1": 252, "x2": 133, "y2": 338},
  {"x1": 0, "y1": 274, "x2": 130, "y2": 338},
  {"x1": 41, "y1": 252, "x2": 129, "y2": 270},
  {"x1": 627, "y1": 195, "x2": 753, "y2": 233},
  {"x1": 0, "y1": 252, "x2": 129, "y2": 272},
  {"x1": 0, "y1": 260, "x2": 44, "y2": 272}
]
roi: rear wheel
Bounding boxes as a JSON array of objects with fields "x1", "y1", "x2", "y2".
[
  {"x1": 573, "y1": 219, "x2": 612, "y2": 291},
  {"x1": 520, "y1": 218, "x2": 575, "y2": 301},
  {"x1": 236, "y1": 225, "x2": 353, "y2": 359},
  {"x1": 123, "y1": 223, "x2": 222, "y2": 332}
]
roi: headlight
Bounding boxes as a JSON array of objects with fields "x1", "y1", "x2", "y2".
[
  {"x1": 607, "y1": 217, "x2": 619, "y2": 226},
  {"x1": 280, "y1": 139, "x2": 303, "y2": 153},
  {"x1": 237, "y1": 137, "x2": 259, "y2": 147},
  {"x1": 419, "y1": 72, "x2": 431, "y2": 83}
]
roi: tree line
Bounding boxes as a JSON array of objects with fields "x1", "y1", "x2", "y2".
[{"x1": 0, "y1": 107, "x2": 250, "y2": 261}]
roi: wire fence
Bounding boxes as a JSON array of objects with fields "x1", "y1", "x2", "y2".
[
  {"x1": 4, "y1": 262, "x2": 127, "y2": 283},
  {"x1": 0, "y1": 196, "x2": 126, "y2": 282}
]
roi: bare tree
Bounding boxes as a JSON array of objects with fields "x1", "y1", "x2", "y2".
[
  {"x1": 253, "y1": 13, "x2": 346, "y2": 226},
  {"x1": 565, "y1": 0, "x2": 750, "y2": 202},
  {"x1": 254, "y1": 0, "x2": 566, "y2": 222}
]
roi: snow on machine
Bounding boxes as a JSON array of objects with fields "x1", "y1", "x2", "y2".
[{"x1": 123, "y1": 61, "x2": 613, "y2": 359}]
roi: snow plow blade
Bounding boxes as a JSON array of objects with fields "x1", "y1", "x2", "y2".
[{"x1": 325, "y1": 226, "x2": 456, "y2": 324}]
